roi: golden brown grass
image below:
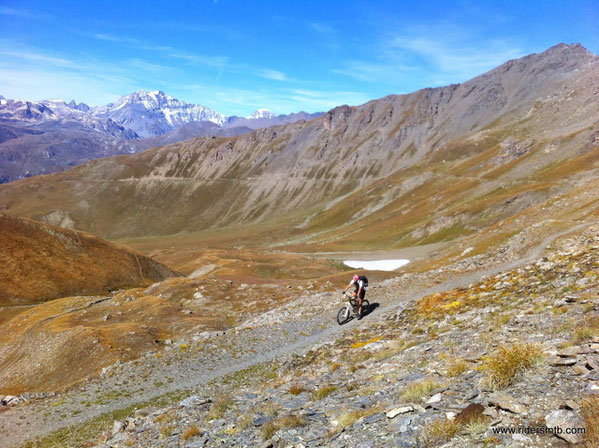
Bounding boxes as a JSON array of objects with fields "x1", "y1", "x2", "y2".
[
  {"x1": 420, "y1": 418, "x2": 461, "y2": 447},
  {"x1": 262, "y1": 402, "x2": 281, "y2": 417},
  {"x1": 572, "y1": 316, "x2": 599, "y2": 344},
  {"x1": 582, "y1": 395, "x2": 599, "y2": 447},
  {"x1": 235, "y1": 413, "x2": 254, "y2": 432},
  {"x1": 261, "y1": 422, "x2": 279, "y2": 441},
  {"x1": 311, "y1": 386, "x2": 338, "y2": 401},
  {"x1": 207, "y1": 394, "x2": 233, "y2": 420},
  {"x1": 348, "y1": 363, "x2": 364, "y2": 373},
  {"x1": 182, "y1": 424, "x2": 201, "y2": 441},
  {"x1": 463, "y1": 416, "x2": 490, "y2": 436},
  {"x1": 574, "y1": 327, "x2": 596, "y2": 344},
  {"x1": 401, "y1": 379, "x2": 443, "y2": 402},
  {"x1": 154, "y1": 411, "x2": 175, "y2": 424},
  {"x1": 373, "y1": 340, "x2": 406, "y2": 362},
  {"x1": 337, "y1": 406, "x2": 381, "y2": 428},
  {"x1": 261, "y1": 414, "x2": 306, "y2": 440},
  {"x1": 289, "y1": 385, "x2": 306, "y2": 396},
  {"x1": 480, "y1": 343, "x2": 544, "y2": 389},
  {"x1": 583, "y1": 303, "x2": 595, "y2": 313},
  {"x1": 159, "y1": 424, "x2": 175, "y2": 438},
  {"x1": 446, "y1": 358, "x2": 469, "y2": 377},
  {"x1": 0, "y1": 214, "x2": 177, "y2": 306}
]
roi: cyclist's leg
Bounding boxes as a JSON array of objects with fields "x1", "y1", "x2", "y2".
[{"x1": 357, "y1": 289, "x2": 365, "y2": 316}]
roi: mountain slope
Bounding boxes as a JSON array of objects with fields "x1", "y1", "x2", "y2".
[
  {"x1": 0, "y1": 44, "x2": 597, "y2": 252},
  {"x1": 0, "y1": 98, "x2": 140, "y2": 182},
  {"x1": 0, "y1": 214, "x2": 179, "y2": 305}
]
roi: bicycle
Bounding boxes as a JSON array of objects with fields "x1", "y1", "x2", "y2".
[{"x1": 336, "y1": 292, "x2": 370, "y2": 325}]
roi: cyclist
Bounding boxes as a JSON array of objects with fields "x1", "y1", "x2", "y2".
[{"x1": 343, "y1": 274, "x2": 368, "y2": 319}]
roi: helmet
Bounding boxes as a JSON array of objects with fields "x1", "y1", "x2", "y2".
[{"x1": 353, "y1": 274, "x2": 359, "y2": 282}]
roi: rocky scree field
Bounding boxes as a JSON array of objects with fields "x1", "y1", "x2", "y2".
[{"x1": 9, "y1": 224, "x2": 599, "y2": 448}]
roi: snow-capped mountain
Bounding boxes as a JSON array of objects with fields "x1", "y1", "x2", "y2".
[
  {"x1": 246, "y1": 108, "x2": 276, "y2": 120},
  {"x1": 92, "y1": 90, "x2": 227, "y2": 138},
  {"x1": 0, "y1": 98, "x2": 56, "y2": 121},
  {"x1": 0, "y1": 90, "x2": 323, "y2": 182}
]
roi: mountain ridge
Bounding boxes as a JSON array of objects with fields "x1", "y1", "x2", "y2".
[
  {"x1": 1, "y1": 43, "x2": 595, "y2": 247},
  {"x1": 0, "y1": 92, "x2": 323, "y2": 183}
]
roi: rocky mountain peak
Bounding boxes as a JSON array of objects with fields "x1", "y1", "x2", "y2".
[
  {"x1": 67, "y1": 100, "x2": 90, "y2": 112},
  {"x1": 91, "y1": 91, "x2": 227, "y2": 138},
  {"x1": 491, "y1": 42, "x2": 597, "y2": 81}
]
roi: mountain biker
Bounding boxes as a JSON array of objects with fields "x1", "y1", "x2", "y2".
[{"x1": 343, "y1": 274, "x2": 368, "y2": 319}]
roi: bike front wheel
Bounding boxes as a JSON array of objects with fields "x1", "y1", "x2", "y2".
[{"x1": 337, "y1": 306, "x2": 350, "y2": 325}]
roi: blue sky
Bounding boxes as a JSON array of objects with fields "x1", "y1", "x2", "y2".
[{"x1": 0, "y1": 0, "x2": 597, "y2": 116}]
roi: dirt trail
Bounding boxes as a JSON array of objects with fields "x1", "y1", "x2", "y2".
[{"x1": 1, "y1": 221, "x2": 590, "y2": 447}]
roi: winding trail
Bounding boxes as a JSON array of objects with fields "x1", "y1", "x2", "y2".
[{"x1": 1, "y1": 222, "x2": 590, "y2": 447}]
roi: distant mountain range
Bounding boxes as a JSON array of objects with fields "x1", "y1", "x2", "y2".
[
  {"x1": 2, "y1": 43, "x2": 597, "y2": 251},
  {"x1": 0, "y1": 91, "x2": 322, "y2": 182}
]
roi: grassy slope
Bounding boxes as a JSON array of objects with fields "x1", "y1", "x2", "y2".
[{"x1": 0, "y1": 214, "x2": 178, "y2": 306}]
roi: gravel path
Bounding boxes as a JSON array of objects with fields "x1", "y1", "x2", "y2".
[{"x1": 1, "y1": 222, "x2": 589, "y2": 447}]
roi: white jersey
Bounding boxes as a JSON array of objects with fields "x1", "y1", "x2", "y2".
[{"x1": 350, "y1": 279, "x2": 367, "y2": 289}]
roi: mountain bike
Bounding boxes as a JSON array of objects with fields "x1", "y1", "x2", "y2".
[{"x1": 337, "y1": 292, "x2": 370, "y2": 325}]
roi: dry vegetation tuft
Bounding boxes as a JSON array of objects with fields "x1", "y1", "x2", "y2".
[
  {"x1": 582, "y1": 395, "x2": 599, "y2": 447},
  {"x1": 480, "y1": 343, "x2": 544, "y2": 389},
  {"x1": 311, "y1": 386, "x2": 338, "y2": 401},
  {"x1": 207, "y1": 394, "x2": 233, "y2": 420},
  {"x1": 182, "y1": 424, "x2": 202, "y2": 441},
  {"x1": 446, "y1": 358, "x2": 470, "y2": 377},
  {"x1": 288, "y1": 385, "x2": 306, "y2": 396},
  {"x1": 573, "y1": 317, "x2": 599, "y2": 344},
  {"x1": 401, "y1": 378, "x2": 443, "y2": 402},
  {"x1": 261, "y1": 414, "x2": 306, "y2": 440},
  {"x1": 420, "y1": 418, "x2": 461, "y2": 447},
  {"x1": 336, "y1": 406, "x2": 381, "y2": 429}
]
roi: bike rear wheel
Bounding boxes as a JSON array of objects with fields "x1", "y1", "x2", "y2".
[{"x1": 337, "y1": 306, "x2": 350, "y2": 325}]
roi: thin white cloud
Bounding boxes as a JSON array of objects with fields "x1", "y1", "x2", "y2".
[
  {"x1": 89, "y1": 33, "x2": 230, "y2": 68},
  {"x1": 158, "y1": 46, "x2": 229, "y2": 67},
  {"x1": 91, "y1": 33, "x2": 142, "y2": 45},
  {"x1": 0, "y1": 49, "x2": 75, "y2": 68},
  {"x1": 179, "y1": 83, "x2": 369, "y2": 115},
  {"x1": 389, "y1": 35, "x2": 523, "y2": 78},
  {"x1": 126, "y1": 58, "x2": 176, "y2": 74},
  {"x1": 0, "y1": 6, "x2": 53, "y2": 20},
  {"x1": 308, "y1": 21, "x2": 340, "y2": 50},
  {"x1": 333, "y1": 22, "x2": 525, "y2": 88},
  {"x1": 258, "y1": 69, "x2": 288, "y2": 81},
  {"x1": 0, "y1": 6, "x2": 29, "y2": 17},
  {"x1": 88, "y1": 32, "x2": 294, "y2": 86},
  {"x1": 0, "y1": 40, "x2": 354, "y2": 114},
  {"x1": 0, "y1": 68, "x2": 128, "y2": 105},
  {"x1": 309, "y1": 22, "x2": 336, "y2": 35}
]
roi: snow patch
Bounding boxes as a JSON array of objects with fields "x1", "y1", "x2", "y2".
[{"x1": 343, "y1": 259, "x2": 410, "y2": 271}]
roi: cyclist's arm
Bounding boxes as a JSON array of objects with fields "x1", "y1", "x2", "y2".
[{"x1": 342, "y1": 281, "x2": 353, "y2": 294}]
